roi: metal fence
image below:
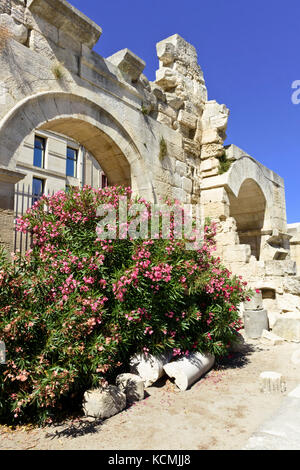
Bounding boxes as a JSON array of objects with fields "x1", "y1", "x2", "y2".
[{"x1": 14, "y1": 184, "x2": 54, "y2": 254}]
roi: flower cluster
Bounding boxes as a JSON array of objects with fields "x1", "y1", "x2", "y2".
[{"x1": 0, "y1": 185, "x2": 251, "y2": 424}]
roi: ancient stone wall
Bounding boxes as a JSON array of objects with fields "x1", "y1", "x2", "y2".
[{"x1": 0, "y1": 0, "x2": 299, "y2": 329}]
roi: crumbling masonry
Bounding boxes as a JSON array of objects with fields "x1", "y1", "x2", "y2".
[{"x1": 0, "y1": 0, "x2": 300, "y2": 336}]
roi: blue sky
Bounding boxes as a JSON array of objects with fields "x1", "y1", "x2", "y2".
[{"x1": 70, "y1": 0, "x2": 300, "y2": 223}]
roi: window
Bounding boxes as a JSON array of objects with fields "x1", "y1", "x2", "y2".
[
  {"x1": 33, "y1": 136, "x2": 46, "y2": 168},
  {"x1": 66, "y1": 147, "x2": 78, "y2": 177},
  {"x1": 32, "y1": 177, "x2": 44, "y2": 205},
  {"x1": 102, "y1": 174, "x2": 108, "y2": 188}
]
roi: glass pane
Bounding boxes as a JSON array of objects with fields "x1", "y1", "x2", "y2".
[
  {"x1": 102, "y1": 174, "x2": 108, "y2": 188},
  {"x1": 32, "y1": 178, "x2": 44, "y2": 205},
  {"x1": 66, "y1": 147, "x2": 77, "y2": 177},
  {"x1": 33, "y1": 137, "x2": 45, "y2": 168}
]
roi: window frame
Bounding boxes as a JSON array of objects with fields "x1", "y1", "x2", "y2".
[
  {"x1": 32, "y1": 177, "x2": 45, "y2": 205},
  {"x1": 33, "y1": 135, "x2": 46, "y2": 169},
  {"x1": 66, "y1": 146, "x2": 78, "y2": 178}
]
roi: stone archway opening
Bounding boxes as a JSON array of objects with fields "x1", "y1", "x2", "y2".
[
  {"x1": 39, "y1": 117, "x2": 131, "y2": 187},
  {"x1": 228, "y1": 178, "x2": 266, "y2": 260}
]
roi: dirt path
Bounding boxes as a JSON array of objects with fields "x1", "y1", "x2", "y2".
[{"x1": 1, "y1": 336, "x2": 300, "y2": 450}]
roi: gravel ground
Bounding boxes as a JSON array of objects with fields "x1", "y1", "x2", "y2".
[{"x1": 1, "y1": 334, "x2": 300, "y2": 450}]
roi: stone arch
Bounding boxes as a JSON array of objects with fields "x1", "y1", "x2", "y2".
[
  {"x1": 225, "y1": 156, "x2": 273, "y2": 205},
  {"x1": 227, "y1": 178, "x2": 267, "y2": 260},
  {"x1": 0, "y1": 91, "x2": 152, "y2": 197}
]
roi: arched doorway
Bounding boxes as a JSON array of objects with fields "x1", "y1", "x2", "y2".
[
  {"x1": 228, "y1": 178, "x2": 267, "y2": 260},
  {"x1": 39, "y1": 118, "x2": 131, "y2": 187},
  {"x1": 0, "y1": 91, "x2": 153, "y2": 198}
]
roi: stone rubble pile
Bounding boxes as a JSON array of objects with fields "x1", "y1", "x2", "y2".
[{"x1": 83, "y1": 350, "x2": 215, "y2": 419}]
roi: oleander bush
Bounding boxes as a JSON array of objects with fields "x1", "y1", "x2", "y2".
[{"x1": 0, "y1": 185, "x2": 251, "y2": 424}]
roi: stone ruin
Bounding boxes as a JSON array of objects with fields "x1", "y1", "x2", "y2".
[{"x1": 0, "y1": 0, "x2": 300, "y2": 339}]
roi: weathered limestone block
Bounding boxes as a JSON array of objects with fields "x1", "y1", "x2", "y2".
[
  {"x1": 182, "y1": 138, "x2": 200, "y2": 157},
  {"x1": 201, "y1": 128, "x2": 223, "y2": 145},
  {"x1": 175, "y1": 161, "x2": 187, "y2": 177},
  {"x1": 260, "y1": 329, "x2": 284, "y2": 346},
  {"x1": 265, "y1": 260, "x2": 297, "y2": 277},
  {"x1": 157, "y1": 102, "x2": 177, "y2": 121},
  {"x1": 163, "y1": 352, "x2": 215, "y2": 391},
  {"x1": 130, "y1": 353, "x2": 171, "y2": 387},
  {"x1": 277, "y1": 293, "x2": 300, "y2": 313},
  {"x1": 58, "y1": 29, "x2": 81, "y2": 54},
  {"x1": 223, "y1": 245, "x2": 251, "y2": 263},
  {"x1": 139, "y1": 73, "x2": 151, "y2": 92},
  {"x1": 244, "y1": 291, "x2": 263, "y2": 311},
  {"x1": 259, "y1": 371, "x2": 286, "y2": 393},
  {"x1": 165, "y1": 92, "x2": 184, "y2": 110},
  {"x1": 267, "y1": 311, "x2": 281, "y2": 330},
  {"x1": 177, "y1": 110, "x2": 197, "y2": 129},
  {"x1": 28, "y1": 28, "x2": 79, "y2": 74},
  {"x1": 202, "y1": 100, "x2": 229, "y2": 123},
  {"x1": 172, "y1": 186, "x2": 185, "y2": 202},
  {"x1": 116, "y1": 373, "x2": 145, "y2": 403},
  {"x1": 182, "y1": 176, "x2": 193, "y2": 193},
  {"x1": 107, "y1": 48, "x2": 145, "y2": 82},
  {"x1": 156, "y1": 41, "x2": 175, "y2": 66},
  {"x1": 224, "y1": 144, "x2": 250, "y2": 161},
  {"x1": 150, "y1": 84, "x2": 166, "y2": 102},
  {"x1": 28, "y1": 0, "x2": 102, "y2": 48},
  {"x1": 215, "y1": 231, "x2": 239, "y2": 247},
  {"x1": 193, "y1": 81, "x2": 208, "y2": 103},
  {"x1": 0, "y1": 13, "x2": 27, "y2": 44},
  {"x1": 200, "y1": 157, "x2": 220, "y2": 173},
  {"x1": 156, "y1": 34, "x2": 199, "y2": 67},
  {"x1": 156, "y1": 112, "x2": 172, "y2": 127},
  {"x1": 210, "y1": 114, "x2": 229, "y2": 131},
  {"x1": 155, "y1": 67, "x2": 178, "y2": 90},
  {"x1": 283, "y1": 278, "x2": 300, "y2": 296},
  {"x1": 201, "y1": 143, "x2": 224, "y2": 159},
  {"x1": 201, "y1": 187, "x2": 230, "y2": 220},
  {"x1": 243, "y1": 309, "x2": 269, "y2": 339},
  {"x1": 25, "y1": 11, "x2": 59, "y2": 44},
  {"x1": 83, "y1": 386, "x2": 126, "y2": 419},
  {"x1": 201, "y1": 101, "x2": 229, "y2": 141},
  {"x1": 272, "y1": 316, "x2": 300, "y2": 342}
]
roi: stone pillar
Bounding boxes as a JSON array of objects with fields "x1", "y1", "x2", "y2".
[{"x1": 0, "y1": 167, "x2": 26, "y2": 255}]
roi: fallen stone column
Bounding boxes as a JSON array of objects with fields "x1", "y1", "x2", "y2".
[
  {"x1": 116, "y1": 373, "x2": 145, "y2": 403},
  {"x1": 163, "y1": 352, "x2": 215, "y2": 391},
  {"x1": 83, "y1": 385, "x2": 126, "y2": 419},
  {"x1": 130, "y1": 353, "x2": 171, "y2": 387}
]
